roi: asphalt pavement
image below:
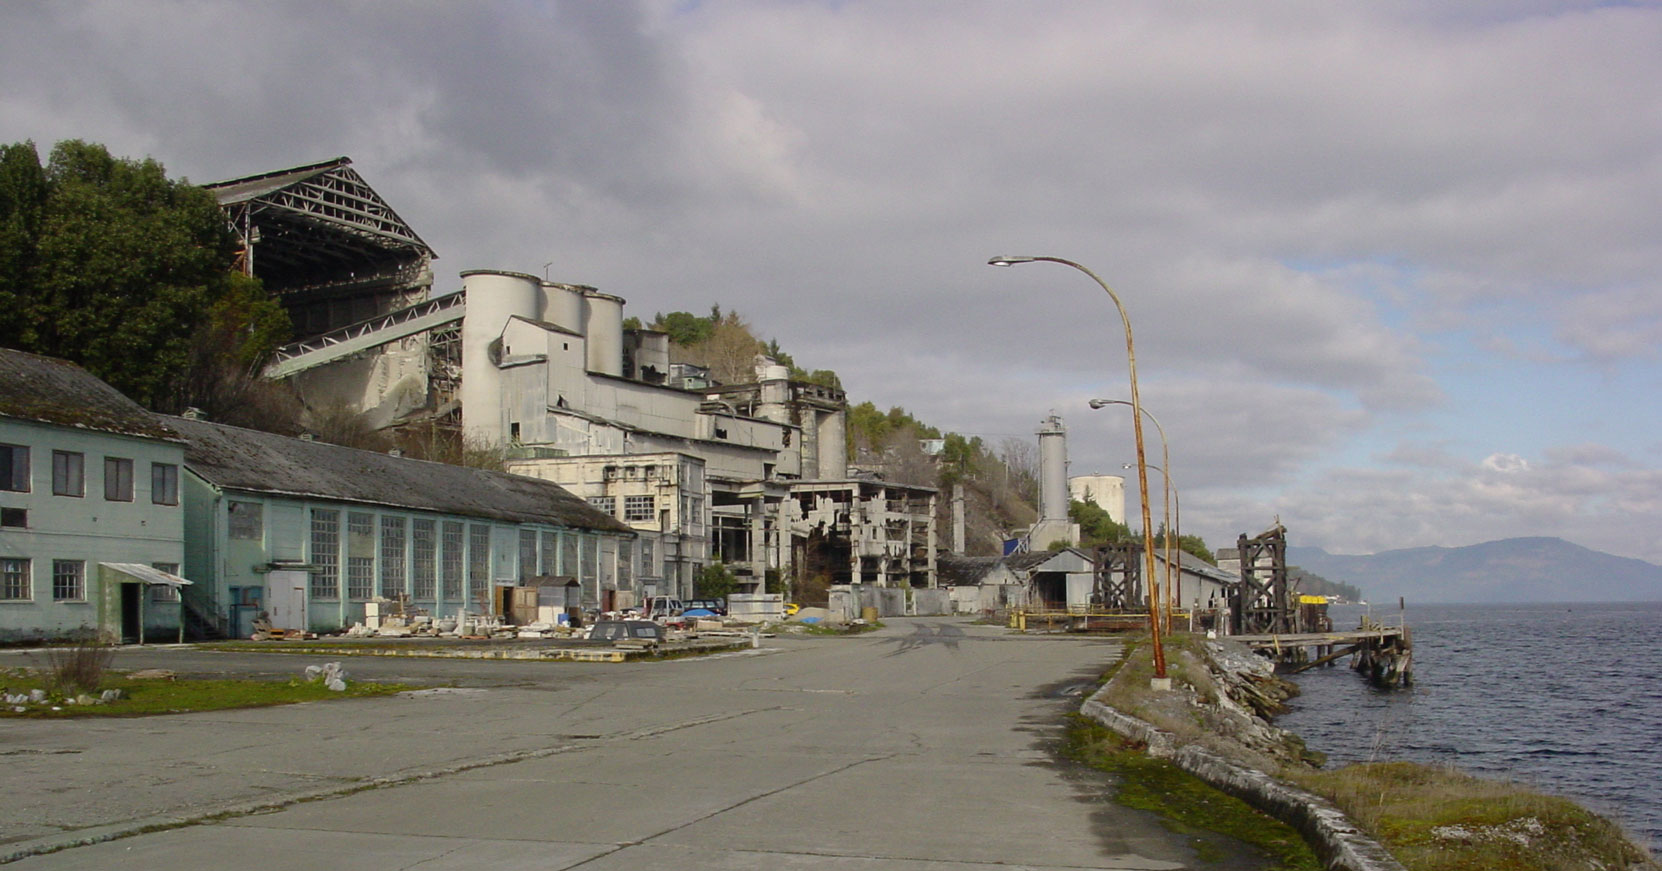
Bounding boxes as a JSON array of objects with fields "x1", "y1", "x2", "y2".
[{"x1": 1, "y1": 617, "x2": 1274, "y2": 869}]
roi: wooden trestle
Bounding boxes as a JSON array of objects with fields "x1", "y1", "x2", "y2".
[{"x1": 1231, "y1": 619, "x2": 1413, "y2": 688}]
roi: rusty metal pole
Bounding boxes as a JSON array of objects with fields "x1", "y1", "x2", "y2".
[
  {"x1": 990, "y1": 256, "x2": 1167, "y2": 682},
  {"x1": 1093, "y1": 399, "x2": 1176, "y2": 628}
]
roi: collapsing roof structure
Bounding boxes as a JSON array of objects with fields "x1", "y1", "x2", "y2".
[{"x1": 205, "y1": 157, "x2": 435, "y2": 307}]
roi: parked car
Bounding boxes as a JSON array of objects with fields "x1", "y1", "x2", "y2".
[
  {"x1": 641, "y1": 597, "x2": 684, "y2": 620},
  {"x1": 587, "y1": 620, "x2": 666, "y2": 644},
  {"x1": 682, "y1": 598, "x2": 727, "y2": 616}
]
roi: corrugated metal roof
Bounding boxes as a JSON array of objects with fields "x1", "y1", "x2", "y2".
[
  {"x1": 168, "y1": 416, "x2": 631, "y2": 534},
  {"x1": 937, "y1": 550, "x2": 1067, "y2": 585},
  {"x1": 0, "y1": 348, "x2": 181, "y2": 442},
  {"x1": 102, "y1": 563, "x2": 193, "y2": 586},
  {"x1": 203, "y1": 157, "x2": 350, "y2": 205}
]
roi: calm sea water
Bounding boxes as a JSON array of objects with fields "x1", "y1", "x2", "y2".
[{"x1": 1274, "y1": 601, "x2": 1662, "y2": 848}]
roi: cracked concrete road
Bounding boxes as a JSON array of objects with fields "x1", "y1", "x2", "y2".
[{"x1": 2, "y1": 618, "x2": 1269, "y2": 869}]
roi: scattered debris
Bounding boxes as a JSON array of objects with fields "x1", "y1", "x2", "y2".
[
  {"x1": 303, "y1": 662, "x2": 348, "y2": 692},
  {"x1": 251, "y1": 617, "x2": 316, "y2": 641}
]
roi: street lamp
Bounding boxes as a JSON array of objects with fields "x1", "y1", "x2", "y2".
[
  {"x1": 1089, "y1": 397, "x2": 1175, "y2": 620},
  {"x1": 989, "y1": 255, "x2": 1168, "y2": 683},
  {"x1": 1123, "y1": 461, "x2": 1181, "y2": 616}
]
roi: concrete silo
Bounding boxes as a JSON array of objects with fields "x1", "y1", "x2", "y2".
[{"x1": 460, "y1": 269, "x2": 543, "y2": 444}]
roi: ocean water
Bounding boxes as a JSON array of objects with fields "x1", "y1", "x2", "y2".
[{"x1": 1273, "y1": 601, "x2": 1662, "y2": 848}]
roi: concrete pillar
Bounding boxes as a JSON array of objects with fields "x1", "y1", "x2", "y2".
[
  {"x1": 952, "y1": 483, "x2": 965, "y2": 554},
  {"x1": 817, "y1": 410, "x2": 847, "y2": 480}
]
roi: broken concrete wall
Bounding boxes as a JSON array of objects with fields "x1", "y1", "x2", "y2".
[{"x1": 911, "y1": 588, "x2": 951, "y2": 616}]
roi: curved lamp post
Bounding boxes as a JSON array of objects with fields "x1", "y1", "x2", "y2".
[
  {"x1": 989, "y1": 255, "x2": 1167, "y2": 682},
  {"x1": 1124, "y1": 461, "x2": 1181, "y2": 614},
  {"x1": 1089, "y1": 398, "x2": 1175, "y2": 618}
]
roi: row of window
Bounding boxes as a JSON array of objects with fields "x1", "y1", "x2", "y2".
[
  {"x1": 587, "y1": 494, "x2": 658, "y2": 523},
  {"x1": 0, "y1": 444, "x2": 177, "y2": 504},
  {"x1": 0, "y1": 558, "x2": 181, "y2": 603},
  {"x1": 2, "y1": 557, "x2": 84, "y2": 602},
  {"x1": 306, "y1": 509, "x2": 617, "y2": 602}
]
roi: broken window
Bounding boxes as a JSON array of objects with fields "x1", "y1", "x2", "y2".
[
  {"x1": 442, "y1": 521, "x2": 464, "y2": 600},
  {"x1": 518, "y1": 529, "x2": 537, "y2": 583},
  {"x1": 624, "y1": 495, "x2": 654, "y2": 522},
  {"x1": 468, "y1": 524, "x2": 490, "y2": 606},
  {"x1": 412, "y1": 518, "x2": 436, "y2": 599},
  {"x1": 380, "y1": 516, "x2": 407, "y2": 598},
  {"x1": 540, "y1": 530, "x2": 557, "y2": 575},
  {"x1": 561, "y1": 532, "x2": 578, "y2": 578},
  {"x1": 310, "y1": 509, "x2": 340, "y2": 599}
]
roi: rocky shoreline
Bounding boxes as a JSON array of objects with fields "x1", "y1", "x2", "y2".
[{"x1": 1081, "y1": 635, "x2": 1659, "y2": 871}]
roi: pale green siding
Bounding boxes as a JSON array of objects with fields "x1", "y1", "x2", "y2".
[
  {"x1": 0, "y1": 418, "x2": 185, "y2": 643},
  {"x1": 183, "y1": 479, "x2": 634, "y2": 634}
]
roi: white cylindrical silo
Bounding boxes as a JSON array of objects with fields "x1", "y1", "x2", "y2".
[
  {"x1": 758, "y1": 364, "x2": 791, "y2": 423},
  {"x1": 582, "y1": 289, "x2": 625, "y2": 377},
  {"x1": 1037, "y1": 414, "x2": 1069, "y2": 523},
  {"x1": 541, "y1": 281, "x2": 586, "y2": 333},
  {"x1": 1069, "y1": 474, "x2": 1127, "y2": 525},
  {"x1": 460, "y1": 270, "x2": 542, "y2": 445}
]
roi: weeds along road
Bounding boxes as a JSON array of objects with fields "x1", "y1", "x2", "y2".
[{"x1": 2, "y1": 617, "x2": 1272, "y2": 869}]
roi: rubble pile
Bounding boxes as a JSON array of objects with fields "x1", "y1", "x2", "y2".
[{"x1": 3, "y1": 686, "x2": 123, "y2": 713}]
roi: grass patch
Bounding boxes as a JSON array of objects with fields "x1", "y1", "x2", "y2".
[
  {"x1": 1285, "y1": 762, "x2": 1653, "y2": 871},
  {"x1": 1062, "y1": 713, "x2": 1321, "y2": 870},
  {"x1": 801, "y1": 620, "x2": 883, "y2": 635},
  {"x1": 0, "y1": 667, "x2": 416, "y2": 717}
]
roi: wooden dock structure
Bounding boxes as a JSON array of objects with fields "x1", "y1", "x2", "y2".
[{"x1": 1232, "y1": 618, "x2": 1413, "y2": 688}]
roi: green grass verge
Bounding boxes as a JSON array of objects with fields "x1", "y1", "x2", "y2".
[
  {"x1": 1285, "y1": 762, "x2": 1653, "y2": 871},
  {"x1": 1, "y1": 669, "x2": 417, "y2": 717},
  {"x1": 1062, "y1": 713, "x2": 1322, "y2": 870},
  {"x1": 801, "y1": 620, "x2": 883, "y2": 635}
]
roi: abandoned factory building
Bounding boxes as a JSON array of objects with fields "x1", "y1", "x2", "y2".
[{"x1": 207, "y1": 158, "x2": 938, "y2": 603}]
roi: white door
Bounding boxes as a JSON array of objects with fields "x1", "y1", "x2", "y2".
[{"x1": 266, "y1": 570, "x2": 310, "y2": 631}]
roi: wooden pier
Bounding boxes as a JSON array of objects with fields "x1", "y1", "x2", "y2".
[{"x1": 1231, "y1": 618, "x2": 1413, "y2": 688}]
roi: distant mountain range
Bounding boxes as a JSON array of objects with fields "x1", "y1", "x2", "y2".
[{"x1": 1286, "y1": 537, "x2": 1662, "y2": 603}]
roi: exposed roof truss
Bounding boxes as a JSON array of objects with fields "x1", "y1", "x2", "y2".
[{"x1": 206, "y1": 157, "x2": 435, "y2": 297}]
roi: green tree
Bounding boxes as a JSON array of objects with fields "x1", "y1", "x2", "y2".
[
  {"x1": 1071, "y1": 498, "x2": 1134, "y2": 547},
  {"x1": 0, "y1": 139, "x2": 285, "y2": 410},
  {"x1": 938, "y1": 432, "x2": 983, "y2": 487},
  {"x1": 695, "y1": 562, "x2": 739, "y2": 599},
  {"x1": 652, "y1": 310, "x2": 716, "y2": 346}
]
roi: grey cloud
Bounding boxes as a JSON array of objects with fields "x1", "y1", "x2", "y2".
[{"x1": 3, "y1": 1, "x2": 1660, "y2": 562}]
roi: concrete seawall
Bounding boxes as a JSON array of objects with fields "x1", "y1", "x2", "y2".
[{"x1": 1080, "y1": 685, "x2": 1407, "y2": 871}]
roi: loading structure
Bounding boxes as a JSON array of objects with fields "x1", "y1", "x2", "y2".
[
  {"x1": 1229, "y1": 524, "x2": 1293, "y2": 634},
  {"x1": 1090, "y1": 542, "x2": 1144, "y2": 609}
]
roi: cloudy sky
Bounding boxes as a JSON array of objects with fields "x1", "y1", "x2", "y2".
[{"x1": 5, "y1": 1, "x2": 1660, "y2": 564}]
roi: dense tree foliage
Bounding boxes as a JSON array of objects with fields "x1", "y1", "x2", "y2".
[
  {"x1": 695, "y1": 562, "x2": 739, "y2": 599},
  {"x1": 1071, "y1": 498, "x2": 1135, "y2": 547},
  {"x1": 0, "y1": 140, "x2": 287, "y2": 411},
  {"x1": 648, "y1": 307, "x2": 841, "y2": 389}
]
